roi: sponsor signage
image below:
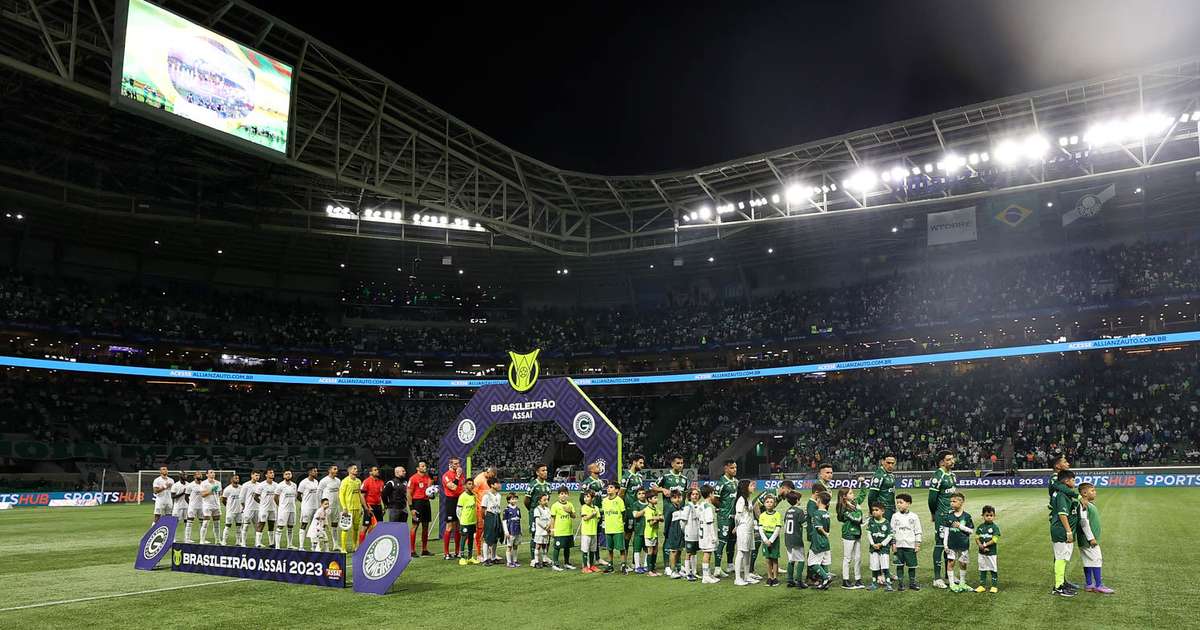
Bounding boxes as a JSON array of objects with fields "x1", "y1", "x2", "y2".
[
  {"x1": 135, "y1": 516, "x2": 177, "y2": 570},
  {"x1": 927, "y1": 206, "x2": 978, "y2": 245},
  {"x1": 353, "y1": 523, "x2": 412, "y2": 595},
  {"x1": 171, "y1": 542, "x2": 347, "y2": 588}
]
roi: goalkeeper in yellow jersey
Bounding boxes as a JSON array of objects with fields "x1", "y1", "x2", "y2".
[{"x1": 339, "y1": 464, "x2": 369, "y2": 554}]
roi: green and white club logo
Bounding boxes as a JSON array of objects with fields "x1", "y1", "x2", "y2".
[
  {"x1": 362, "y1": 535, "x2": 400, "y2": 580},
  {"x1": 573, "y1": 411, "x2": 595, "y2": 439},
  {"x1": 456, "y1": 418, "x2": 477, "y2": 444},
  {"x1": 144, "y1": 525, "x2": 170, "y2": 560}
]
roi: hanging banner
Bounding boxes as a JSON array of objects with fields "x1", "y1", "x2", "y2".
[
  {"x1": 170, "y1": 542, "x2": 347, "y2": 588},
  {"x1": 135, "y1": 516, "x2": 177, "y2": 570},
  {"x1": 927, "y1": 206, "x2": 978, "y2": 245},
  {"x1": 352, "y1": 522, "x2": 413, "y2": 595},
  {"x1": 1062, "y1": 183, "x2": 1116, "y2": 226}
]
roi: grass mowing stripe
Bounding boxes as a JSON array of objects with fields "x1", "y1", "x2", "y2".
[{"x1": 0, "y1": 578, "x2": 249, "y2": 612}]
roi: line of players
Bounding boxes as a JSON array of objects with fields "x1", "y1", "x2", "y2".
[{"x1": 150, "y1": 465, "x2": 356, "y2": 551}]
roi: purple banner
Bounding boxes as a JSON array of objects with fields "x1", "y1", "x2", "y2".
[
  {"x1": 170, "y1": 543, "x2": 347, "y2": 588},
  {"x1": 439, "y1": 378, "x2": 621, "y2": 478},
  {"x1": 353, "y1": 522, "x2": 412, "y2": 595},
  {"x1": 135, "y1": 516, "x2": 176, "y2": 570}
]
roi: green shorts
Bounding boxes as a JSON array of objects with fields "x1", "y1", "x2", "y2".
[
  {"x1": 684, "y1": 540, "x2": 700, "y2": 554},
  {"x1": 605, "y1": 532, "x2": 625, "y2": 550},
  {"x1": 553, "y1": 535, "x2": 573, "y2": 550},
  {"x1": 716, "y1": 513, "x2": 731, "y2": 542},
  {"x1": 894, "y1": 548, "x2": 918, "y2": 567},
  {"x1": 762, "y1": 538, "x2": 780, "y2": 560},
  {"x1": 631, "y1": 531, "x2": 645, "y2": 552},
  {"x1": 665, "y1": 524, "x2": 684, "y2": 551}
]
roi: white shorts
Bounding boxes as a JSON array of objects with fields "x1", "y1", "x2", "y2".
[
  {"x1": 276, "y1": 511, "x2": 296, "y2": 527},
  {"x1": 946, "y1": 548, "x2": 968, "y2": 563},
  {"x1": 643, "y1": 536, "x2": 657, "y2": 549},
  {"x1": 870, "y1": 552, "x2": 890, "y2": 571},
  {"x1": 736, "y1": 527, "x2": 754, "y2": 552},
  {"x1": 203, "y1": 504, "x2": 220, "y2": 518},
  {"x1": 534, "y1": 533, "x2": 549, "y2": 545},
  {"x1": 301, "y1": 507, "x2": 316, "y2": 524},
  {"x1": 259, "y1": 507, "x2": 277, "y2": 522},
  {"x1": 807, "y1": 550, "x2": 831, "y2": 566},
  {"x1": 786, "y1": 546, "x2": 805, "y2": 563},
  {"x1": 978, "y1": 554, "x2": 997, "y2": 572},
  {"x1": 225, "y1": 510, "x2": 240, "y2": 525},
  {"x1": 187, "y1": 506, "x2": 202, "y2": 519},
  {"x1": 241, "y1": 511, "x2": 258, "y2": 525},
  {"x1": 1081, "y1": 544, "x2": 1102, "y2": 567},
  {"x1": 154, "y1": 500, "x2": 172, "y2": 516},
  {"x1": 1052, "y1": 542, "x2": 1074, "y2": 561},
  {"x1": 173, "y1": 503, "x2": 187, "y2": 518}
]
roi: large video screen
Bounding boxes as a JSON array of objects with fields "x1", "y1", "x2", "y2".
[{"x1": 114, "y1": 0, "x2": 292, "y2": 153}]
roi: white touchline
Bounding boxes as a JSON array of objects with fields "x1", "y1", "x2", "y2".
[{"x1": 0, "y1": 578, "x2": 250, "y2": 613}]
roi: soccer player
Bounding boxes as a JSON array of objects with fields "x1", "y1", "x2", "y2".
[
  {"x1": 362, "y1": 465, "x2": 385, "y2": 528},
  {"x1": 627, "y1": 488, "x2": 649, "y2": 573},
  {"x1": 579, "y1": 490, "x2": 600, "y2": 573},
  {"x1": 297, "y1": 468, "x2": 321, "y2": 550},
  {"x1": 456, "y1": 478, "x2": 478, "y2": 566},
  {"x1": 806, "y1": 490, "x2": 834, "y2": 590},
  {"x1": 275, "y1": 469, "x2": 299, "y2": 549},
  {"x1": 1049, "y1": 469, "x2": 1080, "y2": 597},
  {"x1": 152, "y1": 466, "x2": 174, "y2": 523},
  {"x1": 621, "y1": 454, "x2": 646, "y2": 562},
  {"x1": 171, "y1": 473, "x2": 188, "y2": 522},
  {"x1": 339, "y1": 464, "x2": 368, "y2": 554},
  {"x1": 525, "y1": 464, "x2": 553, "y2": 567},
  {"x1": 318, "y1": 466, "x2": 342, "y2": 551},
  {"x1": 927, "y1": 450, "x2": 957, "y2": 588},
  {"x1": 1047, "y1": 452, "x2": 1081, "y2": 590},
  {"x1": 549, "y1": 486, "x2": 576, "y2": 571},
  {"x1": 756, "y1": 493, "x2": 782, "y2": 586},
  {"x1": 642, "y1": 490, "x2": 662, "y2": 576},
  {"x1": 782, "y1": 491, "x2": 807, "y2": 588},
  {"x1": 863, "y1": 454, "x2": 897, "y2": 522},
  {"x1": 441, "y1": 457, "x2": 465, "y2": 560},
  {"x1": 199, "y1": 470, "x2": 221, "y2": 544},
  {"x1": 184, "y1": 471, "x2": 203, "y2": 543},
  {"x1": 503, "y1": 493, "x2": 523, "y2": 568},
  {"x1": 482, "y1": 478, "x2": 503, "y2": 565},
  {"x1": 255, "y1": 468, "x2": 278, "y2": 548},
  {"x1": 220, "y1": 474, "x2": 241, "y2": 545},
  {"x1": 1077, "y1": 482, "x2": 1113, "y2": 594},
  {"x1": 944, "y1": 492, "x2": 975, "y2": 592},
  {"x1": 891, "y1": 493, "x2": 922, "y2": 591},
  {"x1": 975, "y1": 505, "x2": 1000, "y2": 593},
  {"x1": 238, "y1": 470, "x2": 260, "y2": 547},
  {"x1": 866, "y1": 502, "x2": 894, "y2": 591},
  {"x1": 652, "y1": 453, "x2": 691, "y2": 571},
  {"x1": 473, "y1": 466, "x2": 497, "y2": 558},
  {"x1": 601, "y1": 482, "x2": 627, "y2": 574},
  {"x1": 836, "y1": 488, "x2": 865, "y2": 589},
  {"x1": 713, "y1": 459, "x2": 737, "y2": 576},
  {"x1": 407, "y1": 461, "x2": 434, "y2": 557},
  {"x1": 383, "y1": 466, "x2": 408, "y2": 524}
]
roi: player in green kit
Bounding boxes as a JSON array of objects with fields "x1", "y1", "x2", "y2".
[
  {"x1": 652, "y1": 455, "x2": 690, "y2": 573},
  {"x1": 782, "y1": 491, "x2": 807, "y2": 588},
  {"x1": 525, "y1": 464, "x2": 553, "y2": 568},
  {"x1": 751, "y1": 480, "x2": 793, "y2": 577},
  {"x1": 927, "y1": 450, "x2": 957, "y2": 589},
  {"x1": 1049, "y1": 469, "x2": 1080, "y2": 597},
  {"x1": 863, "y1": 454, "x2": 897, "y2": 521},
  {"x1": 975, "y1": 505, "x2": 1000, "y2": 593},
  {"x1": 621, "y1": 455, "x2": 646, "y2": 564},
  {"x1": 713, "y1": 459, "x2": 738, "y2": 577},
  {"x1": 601, "y1": 482, "x2": 628, "y2": 574},
  {"x1": 1047, "y1": 452, "x2": 1081, "y2": 590}
]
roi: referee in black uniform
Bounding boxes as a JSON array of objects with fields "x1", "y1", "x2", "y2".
[{"x1": 383, "y1": 466, "x2": 408, "y2": 523}]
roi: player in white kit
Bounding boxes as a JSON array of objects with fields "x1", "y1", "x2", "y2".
[
  {"x1": 255, "y1": 468, "x2": 278, "y2": 548},
  {"x1": 152, "y1": 466, "x2": 174, "y2": 523},
  {"x1": 318, "y1": 465, "x2": 342, "y2": 551},
  {"x1": 297, "y1": 467, "x2": 321, "y2": 550},
  {"x1": 171, "y1": 474, "x2": 188, "y2": 519},
  {"x1": 274, "y1": 469, "x2": 299, "y2": 549},
  {"x1": 184, "y1": 471, "x2": 204, "y2": 543},
  {"x1": 238, "y1": 470, "x2": 261, "y2": 547},
  {"x1": 220, "y1": 474, "x2": 241, "y2": 545},
  {"x1": 199, "y1": 470, "x2": 222, "y2": 544}
]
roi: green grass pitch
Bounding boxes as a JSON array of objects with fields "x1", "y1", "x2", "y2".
[{"x1": 0, "y1": 488, "x2": 1195, "y2": 629}]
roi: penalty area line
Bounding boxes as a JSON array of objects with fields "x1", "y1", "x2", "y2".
[{"x1": 0, "y1": 578, "x2": 250, "y2": 612}]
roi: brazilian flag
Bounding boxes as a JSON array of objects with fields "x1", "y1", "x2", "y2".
[{"x1": 987, "y1": 193, "x2": 1040, "y2": 239}]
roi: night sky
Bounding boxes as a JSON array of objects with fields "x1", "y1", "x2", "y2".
[{"x1": 253, "y1": 0, "x2": 1200, "y2": 174}]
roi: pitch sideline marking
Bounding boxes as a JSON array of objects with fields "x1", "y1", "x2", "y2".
[{"x1": 0, "y1": 578, "x2": 250, "y2": 613}]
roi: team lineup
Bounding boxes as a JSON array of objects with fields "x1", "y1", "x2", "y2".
[{"x1": 147, "y1": 451, "x2": 1113, "y2": 596}]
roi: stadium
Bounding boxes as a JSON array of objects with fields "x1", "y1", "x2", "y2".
[{"x1": 1, "y1": 0, "x2": 1199, "y2": 627}]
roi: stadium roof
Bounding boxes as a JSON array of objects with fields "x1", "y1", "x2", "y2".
[{"x1": 5, "y1": 0, "x2": 1200, "y2": 259}]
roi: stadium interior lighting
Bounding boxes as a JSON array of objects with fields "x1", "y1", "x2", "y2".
[
  {"x1": 771, "y1": 193, "x2": 780, "y2": 204},
  {"x1": 717, "y1": 203, "x2": 735, "y2": 214},
  {"x1": 767, "y1": 247, "x2": 774, "y2": 254},
  {"x1": 843, "y1": 169, "x2": 877, "y2": 192},
  {"x1": 1084, "y1": 112, "x2": 1173, "y2": 146},
  {"x1": 993, "y1": 139, "x2": 1021, "y2": 165},
  {"x1": 689, "y1": 211, "x2": 699, "y2": 221},
  {"x1": 891, "y1": 226, "x2": 898, "y2": 233},
  {"x1": 457, "y1": 269, "x2": 464, "y2": 275},
  {"x1": 707, "y1": 256, "x2": 715, "y2": 263},
  {"x1": 1135, "y1": 187, "x2": 1143, "y2": 193},
  {"x1": 785, "y1": 184, "x2": 806, "y2": 203},
  {"x1": 698, "y1": 205, "x2": 712, "y2": 220},
  {"x1": 216, "y1": 249, "x2": 223, "y2": 254},
  {"x1": 1022, "y1": 134, "x2": 1049, "y2": 160},
  {"x1": 339, "y1": 263, "x2": 345, "y2": 268}
]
